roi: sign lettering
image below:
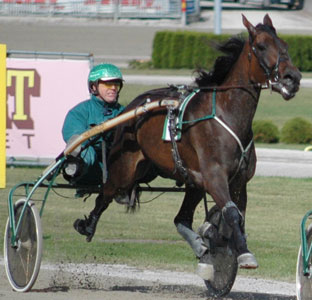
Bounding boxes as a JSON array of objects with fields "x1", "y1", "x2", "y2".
[{"x1": 7, "y1": 69, "x2": 40, "y2": 129}]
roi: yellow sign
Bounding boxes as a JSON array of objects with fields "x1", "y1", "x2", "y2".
[{"x1": 0, "y1": 44, "x2": 6, "y2": 188}]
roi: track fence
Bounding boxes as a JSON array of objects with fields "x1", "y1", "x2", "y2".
[{"x1": 0, "y1": 0, "x2": 200, "y2": 22}]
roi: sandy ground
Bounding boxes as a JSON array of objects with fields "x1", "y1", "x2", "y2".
[{"x1": 0, "y1": 258, "x2": 296, "y2": 300}]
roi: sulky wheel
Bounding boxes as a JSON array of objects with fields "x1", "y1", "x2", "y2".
[
  {"x1": 201, "y1": 247, "x2": 238, "y2": 297},
  {"x1": 296, "y1": 223, "x2": 312, "y2": 300},
  {"x1": 201, "y1": 205, "x2": 238, "y2": 297},
  {"x1": 4, "y1": 199, "x2": 43, "y2": 292}
]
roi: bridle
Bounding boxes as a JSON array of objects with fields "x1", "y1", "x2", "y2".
[
  {"x1": 251, "y1": 45, "x2": 280, "y2": 82},
  {"x1": 249, "y1": 38, "x2": 290, "y2": 96}
]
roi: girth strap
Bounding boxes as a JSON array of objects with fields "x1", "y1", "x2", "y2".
[{"x1": 168, "y1": 105, "x2": 190, "y2": 183}]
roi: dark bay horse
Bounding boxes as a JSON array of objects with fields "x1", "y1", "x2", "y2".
[{"x1": 75, "y1": 14, "x2": 301, "y2": 272}]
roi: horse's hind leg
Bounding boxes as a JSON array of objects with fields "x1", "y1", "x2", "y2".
[
  {"x1": 174, "y1": 186, "x2": 207, "y2": 259},
  {"x1": 74, "y1": 191, "x2": 113, "y2": 242},
  {"x1": 74, "y1": 149, "x2": 145, "y2": 242}
]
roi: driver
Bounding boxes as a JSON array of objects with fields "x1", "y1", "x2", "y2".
[{"x1": 61, "y1": 63, "x2": 125, "y2": 239}]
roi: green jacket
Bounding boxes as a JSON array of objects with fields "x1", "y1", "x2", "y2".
[{"x1": 62, "y1": 95, "x2": 124, "y2": 184}]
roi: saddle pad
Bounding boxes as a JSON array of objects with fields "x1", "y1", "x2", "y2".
[{"x1": 162, "y1": 89, "x2": 200, "y2": 141}]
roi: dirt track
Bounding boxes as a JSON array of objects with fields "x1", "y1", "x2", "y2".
[{"x1": 0, "y1": 259, "x2": 296, "y2": 300}]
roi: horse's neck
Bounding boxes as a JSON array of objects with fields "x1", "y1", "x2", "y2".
[
  {"x1": 224, "y1": 42, "x2": 259, "y2": 88},
  {"x1": 218, "y1": 43, "x2": 262, "y2": 139}
]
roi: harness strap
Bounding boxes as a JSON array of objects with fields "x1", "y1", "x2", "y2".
[
  {"x1": 168, "y1": 106, "x2": 190, "y2": 184},
  {"x1": 229, "y1": 140, "x2": 253, "y2": 184},
  {"x1": 214, "y1": 115, "x2": 253, "y2": 183},
  {"x1": 102, "y1": 140, "x2": 107, "y2": 184},
  {"x1": 181, "y1": 88, "x2": 216, "y2": 126},
  {"x1": 180, "y1": 89, "x2": 253, "y2": 159},
  {"x1": 167, "y1": 88, "x2": 253, "y2": 185}
]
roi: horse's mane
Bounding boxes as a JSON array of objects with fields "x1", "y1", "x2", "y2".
[
  {"x1": 195, "y1": 35, "x2": 246, "y2": 87},
  {"x1": 255, "y1": 23, "x2": 276, "y2": 36}
]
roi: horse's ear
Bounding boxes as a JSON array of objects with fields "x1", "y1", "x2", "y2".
[
  {"x1": 242, "y1": 14, "x2": 256, "y2": 40},
  {"x1": 263, "y1": 13, "x2": 275, "y2": 29}
]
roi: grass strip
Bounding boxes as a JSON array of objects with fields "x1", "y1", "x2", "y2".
[{"x1": 1, "y1": 167, "x2": 311, "y2": 282}]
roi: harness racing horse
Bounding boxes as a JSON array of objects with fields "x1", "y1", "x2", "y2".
[{"x1": 74, "y1": 14, "x2": 301, "y2": 294}]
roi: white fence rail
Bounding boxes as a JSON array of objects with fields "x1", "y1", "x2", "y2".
[{"x1": 0, "y1": 0, "x2": 200, "y2": 19}]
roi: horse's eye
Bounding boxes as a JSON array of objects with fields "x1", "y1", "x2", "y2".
[{"x1": 257, "y1": 44, "x2": 266, "y2": 51}]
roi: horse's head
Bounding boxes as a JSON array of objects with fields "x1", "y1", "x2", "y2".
[{"x1": 242, "y1": 14, "x2": 301, "y2": 100}]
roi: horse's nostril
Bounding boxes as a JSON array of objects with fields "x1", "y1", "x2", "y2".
[
  {"x1": 283, "y1": 70, "x2": 301, "y2": 84},
  {"x1": 284, "y1": 75, "x2": 293, "y2": 81},
  {"x1": 284, "y1": 76, "x2": 296, "y2": 86}
]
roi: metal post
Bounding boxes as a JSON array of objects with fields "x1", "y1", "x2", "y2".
[
  {"x1": 214, "y1": 0, "x2": 222, "y2": 35},
  {"x1": 0, "y1": 44, "x2": 6, "y2": 188},
  {"x1": 96, "y1": 0, "x2": 101, "y2": 18},
  {"x1": 114, "y1": 0, "x2": 119, "y2": 23},
  {"x1": 181, "y1": 0, "x2": 187, "y2": 26}
]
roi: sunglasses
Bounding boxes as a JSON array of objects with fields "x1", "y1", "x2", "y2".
[{"x1": 100, "y1": 81, "x2": 121, "y2": 91}]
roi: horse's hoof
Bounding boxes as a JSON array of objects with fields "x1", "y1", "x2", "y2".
[
  {"x1": 86, "y1": 235, "x2": 93, "y2": 243},
  {"x1": 74, "y1": 218, "x2": 87, "y2": 235},
  {"x1": 73, "y1": 216, "x2": 97, "y2": 242},
  {"x1": 73, "y1": 218, "x2": 93, "y2": 241},
  {"x1": 237, "y1": 252, "x2": 258, "y2": 269},
  {"x1": 196, "y1": 262, "x2": 214, "y2": 281}
]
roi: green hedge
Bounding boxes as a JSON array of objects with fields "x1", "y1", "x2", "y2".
[
  {"x1": 280, "y1": 35, "x2": 312, "y2": 72},
  {"x1": 152, "y1": 31, "x2": 231, "y2": 69},
  {"x1": 251, "y1": 118, "x2": 312, "y2": 144},
  {"x1": 280, "y1": 117, "x2": 312, "y2": 144},
  {"x1": 253, "y1": 120, "x2": 279, "y2": 143},
  {"x1": 152, "y1": 31, "x2": 312, "y2": 71}
]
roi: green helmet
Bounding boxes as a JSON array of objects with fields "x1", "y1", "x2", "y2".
[{"x1": 88, "y1": 63, "x2": 123, "y2": 94}]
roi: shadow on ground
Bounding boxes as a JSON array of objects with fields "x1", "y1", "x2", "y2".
[{"x1": 36, "y1": 281, "x2": 296, "y2": 300}]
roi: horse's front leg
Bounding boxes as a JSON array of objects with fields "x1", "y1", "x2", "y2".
[
  {"x1": 74, "y1": 192, "x2": 113, "y2": 242},
  {"x1": 206, "y1": 174, "x2": 258, "y2": 269},
  {"x1": 174, "y1": 186, "x2": 207, "y2": 259}
]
